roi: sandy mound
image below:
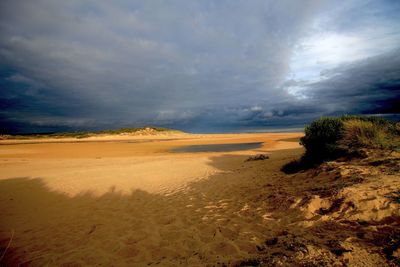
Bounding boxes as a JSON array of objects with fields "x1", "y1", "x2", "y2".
[{"x1": 253, "y1": 150, "x2": 400, "y2": 266}]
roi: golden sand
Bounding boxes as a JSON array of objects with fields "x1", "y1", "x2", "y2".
[
  {"x1": 0, "y1": 133, "x2": 299, "y2": 265},
  {"x1": 0, "y1": 132, "x2": 399, "y2": 266}
]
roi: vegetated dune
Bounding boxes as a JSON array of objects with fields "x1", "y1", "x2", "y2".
[
  {"x1": 261, "y1": 149, "x2": 400, "y2": 266},
  {"x1": 0, "y1": 128, "x2": 399, "y2": 266},
  {"x1": 0, "y1": 127, "x2": 184, "y2": 143}
]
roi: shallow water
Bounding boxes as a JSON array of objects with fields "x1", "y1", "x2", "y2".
[{"x1": 172, "y1": 142, "x2": 263, "y2": 153}]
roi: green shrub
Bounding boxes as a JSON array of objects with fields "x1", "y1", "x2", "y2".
[
  {"x1": 282, "y1": 115, "x2": 400, "y2": 173},
  {"x1": 300, "y1": 115, "x2": 398, "y2": 159},
  {"x1": 300, "y1": 117, "x2": 345, "y2": 161}
]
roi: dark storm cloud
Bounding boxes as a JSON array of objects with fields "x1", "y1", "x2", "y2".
[
  {"x1": 0, "y1": 0, "x2": 399, "y2": 133},
  {"x1": 304, "y1": 50, "x2": 400, "y2": 114},
  {"x1": 232, "y1": 49, "x2": 400, "y2": 128}
]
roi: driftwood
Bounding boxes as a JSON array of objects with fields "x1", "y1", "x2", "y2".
[{"x1": 245, "y1": 154, "x2": 269, "y2": 162}]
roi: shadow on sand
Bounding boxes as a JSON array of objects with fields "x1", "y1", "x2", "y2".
[{"x1": 0, "y1": 149, "x2": 399, "y2": 266}]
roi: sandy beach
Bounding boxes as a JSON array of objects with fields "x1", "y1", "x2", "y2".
[
  {"x1": 0, "y1": 132, "x2": 304, "y2": 266},
  {"x1": 1, "y1": 131, "x2": 400, "y2": 266},
  {"x1": 2, "y1": 0, "x2": 400, "y2": 265}
]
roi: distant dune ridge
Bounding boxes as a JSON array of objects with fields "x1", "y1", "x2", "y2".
[
  {"x1": 0, "y1": 126, "x2": 182, "y2": 140},
  {"x1": 0, "y1": 118, "x2": 399, "y2": 266}
]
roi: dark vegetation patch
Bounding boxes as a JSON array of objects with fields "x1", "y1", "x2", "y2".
[
  {"x1": 282, "y1": 115, "x2": 400, "y2": 173},
  {"x1": 233, "y1": 258, "x2": 261, "y2": 266},
  {"x1": 370, "y1": 226, "x2": 400, "y2": 264},
  {"x1": 326, "y1": 240, "x2": 352, "y2": 256},
  {"x1": 317, "y1": 198, "x2": 345, "y2": 215}
]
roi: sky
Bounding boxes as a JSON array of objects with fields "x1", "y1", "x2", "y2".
[{"x1": 1, "y1": 0, "x2": 400, "y2": 133}]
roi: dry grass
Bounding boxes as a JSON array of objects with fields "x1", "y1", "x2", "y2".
[{"x1": 341, "y1": 119, "x2": 393, "y2": 150}]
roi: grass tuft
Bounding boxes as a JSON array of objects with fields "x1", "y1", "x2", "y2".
[{"x1": 341, "y1": 119, "x2": 392, "y2": 150}]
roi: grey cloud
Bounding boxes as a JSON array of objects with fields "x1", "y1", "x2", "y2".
[
  {"x1": 0, "y1": 0, "x2": 399, "y2": 133},
  {"x1": 303, "y1": 49, "x2": 400, "y2": 114},
  {"x1": 199, "y1": 49, "x2": 400, "y2": 129}
]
